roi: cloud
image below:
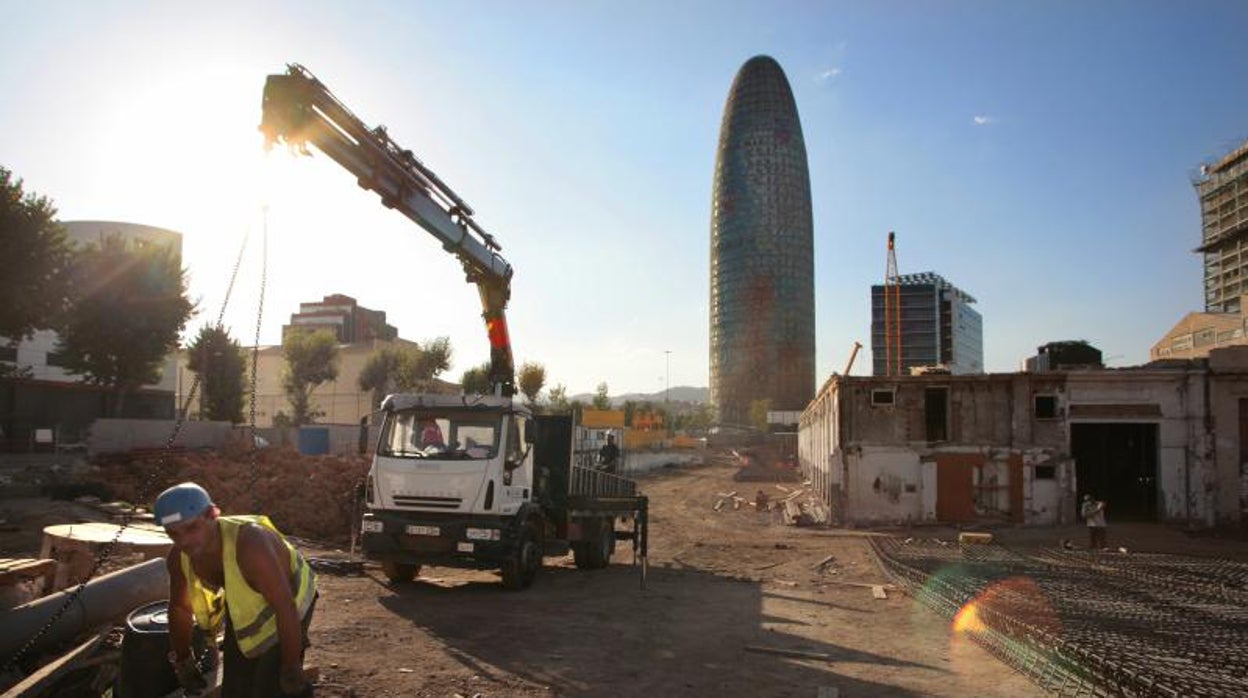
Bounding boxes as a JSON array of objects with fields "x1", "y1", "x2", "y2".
[
  {"x1": 817, "y1": 67, "x2": 842, "y2": 83},
  {"x1": 972, "y1": 115, "x2": 995, "y2": 126}
]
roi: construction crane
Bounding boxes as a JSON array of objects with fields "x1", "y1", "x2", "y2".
[
  {"x1": 843, "y1": 341, "x2": 863, "y2": 376},
  {"x1": 259, "y1": 64, "x2": 516, "y2": 396},
  {"x1": 884, "y1": 231, "x2": 901, "y2": 376}
]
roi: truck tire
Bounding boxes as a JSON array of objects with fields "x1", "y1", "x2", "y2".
[
  {"x1": 501, "y1": 531, "x2": 541, "y2": 590},
  {"x1": 573, "y1": 520, "x2": 615, "y2": 570},
  {"x1": 381, "y1": 561, "x2": 420, "y2": 584}
]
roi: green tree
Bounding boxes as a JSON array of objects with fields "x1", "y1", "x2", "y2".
[
  {"x1": 592, "y1": 382, "x2": 611, "y2": 410},
  {"x1": 517, "y1": 361, "x2": 546, "y2": 406},
  {"x1": 546, "y1": 383, "x2": 570, "y2": 414},
  {"x1": 56, "y1": 233, "x2": 194, "y2": 416},
  {"x1": 460, "y1": 361, "x2": 492, "y2": 396},
  {"x1": 357, "y1": 345, "x2": 406, "y2": 410},
  {"x1": 281, "y1": 329, "x2": 339, "y2": 426},
  {"x1": 185, "y1": 324, "x2": 245, "y2": 423},
  {"x1": 397, "y1": 336, "x2": 451, "y2": 392},
  {"x1": 0, "y1": 167, "x2": 72, "y2": 374},
  {"x1": 748, "y1": 398, "x2": 772, "y2": 433}
]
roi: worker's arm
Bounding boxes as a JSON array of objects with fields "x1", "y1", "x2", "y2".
[
  {"x1": 165, "y1": 551, "x2": 194, "y2": 660},
  {"x1": 236, "y1": 524, "x2": 307, "y2": 693},
  {"x1": 165, "y1": 552, "x2": 208, "y2": 690}
]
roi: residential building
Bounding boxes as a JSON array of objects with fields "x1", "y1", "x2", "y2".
[
  {"x1": 1196, "y1": 139, "x2": 1248, "y2": 312},
  {"x1": 283, "y1": 294, "x2": 397, "y2": 343},
  {"x1": 870, "y1": 272, "x2": 982, "y2": 376},
  {"x1": 709, "y1": 55, "x2": 815, "y2": 425}
]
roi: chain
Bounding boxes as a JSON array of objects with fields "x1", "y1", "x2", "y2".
[
  {"x1": 248, "y1": 207, "x2": 268, "y2": 512},
  {"x1": 4, "y1": 227, "x2": 257, "y2": 671}
]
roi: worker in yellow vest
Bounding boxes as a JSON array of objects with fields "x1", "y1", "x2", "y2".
[{"x1": 156, "y1": 482, "x2": 318, "y2": 696}]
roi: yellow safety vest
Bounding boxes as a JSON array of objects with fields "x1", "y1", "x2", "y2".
[{"x1": 179, "y1": 515, "x2": 317, "y2": 658}]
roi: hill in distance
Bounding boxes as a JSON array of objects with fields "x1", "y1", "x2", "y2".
[{"x1": 569, "y1": 385, "x2": 708, "y2": 407}]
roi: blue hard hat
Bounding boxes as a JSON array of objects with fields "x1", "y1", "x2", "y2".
[{"x1": 154, "y1": 482, "x2": 213, "y2": 526}]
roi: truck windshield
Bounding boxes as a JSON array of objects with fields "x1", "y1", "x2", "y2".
[{"x1": 378, "y1": 410, "x2": 498, "y2": 460}]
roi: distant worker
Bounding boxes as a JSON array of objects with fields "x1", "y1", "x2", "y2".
[
  {"x1": 1081, "y1": 494, "x2": 1108, "y2": 550},
  {"x1": 156, "y1": 482, "x2": 318, "y2": 697},
  {"x1": 598, "y1": 433, "x2": 620, "y2": 473}
]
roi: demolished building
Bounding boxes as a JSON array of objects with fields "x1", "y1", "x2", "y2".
[{"x1": 798, "y1": 346, "x2": 1248, "y2": 528}]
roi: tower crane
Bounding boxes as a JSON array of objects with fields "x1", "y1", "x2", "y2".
[{"x1": 884, "y1": 231, "x2": 901, "y2": 376}]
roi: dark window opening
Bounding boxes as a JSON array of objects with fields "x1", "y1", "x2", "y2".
[
  {"x1": 871, "y1": 389, "x2": 895, "y2": 406},
  {"x1": 1034, "y1": 395, "x2": 1058, "y2": 419},
  {"x1": 1034, "y1": 465, "x2": 1056, "y2": 480},
  {"x1": 0, "y1": 346, "x2": 16, "y2": 362},
  {"x1": 925, "y1": 387, "x2": 948, "y2": 442}
]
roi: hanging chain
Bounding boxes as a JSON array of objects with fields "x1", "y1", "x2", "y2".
[
  {"x1": 4, "y1": 227, "x2": 258, "y2": 671},
  {"x1": 248, "y1": 206, "x2": 268, "y2": 512}
]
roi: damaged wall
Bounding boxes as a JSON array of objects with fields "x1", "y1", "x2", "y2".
[{"x1": 798, "y1": 358, "x2": 1247, "y2": 527}]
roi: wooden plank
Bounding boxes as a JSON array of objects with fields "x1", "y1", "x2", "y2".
[
  {"x1": 744, "y1": 644, "x2": 830, "y2": 661},
  {"x1": 812, "y1": 554, "x2": 836, "y2": 570},
  {"x1": 872, "y1": 585, "x2": 888, "y2": 599},
  {"x1": 0, "y1": 629, "x2": 108, "y2": 698}
]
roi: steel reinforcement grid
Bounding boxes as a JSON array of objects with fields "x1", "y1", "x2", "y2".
[{"x1": 870, "y1": 538, "x2": 1248, "y2": 697}]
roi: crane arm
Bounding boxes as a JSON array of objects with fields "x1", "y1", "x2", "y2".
[{"x1": 260, "y1": 64, "x2": 515, "y2": 396}]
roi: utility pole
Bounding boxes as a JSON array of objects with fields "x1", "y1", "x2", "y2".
[{"x1": 664, "y1": 350, "x2": 671, "y2": 405}]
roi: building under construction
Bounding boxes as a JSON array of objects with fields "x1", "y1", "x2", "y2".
[
  {"x1": 1196, "y1": 138, "x2": 1248, "y2": 313},
  {"x1": 870, "y1": 272, "x2": 982, "y2": 376}
]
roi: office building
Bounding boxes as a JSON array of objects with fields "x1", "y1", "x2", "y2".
[
  {"x1": 708, "y1": 55, "x2": 815, "y2": 425},
  {"x1": 871, "y1": 272, "x2": 982, "y2": 376}
]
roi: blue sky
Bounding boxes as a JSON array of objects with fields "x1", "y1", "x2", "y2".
[{"x1": 3, "y1": 1, "x2": 1246, "y2": 396}]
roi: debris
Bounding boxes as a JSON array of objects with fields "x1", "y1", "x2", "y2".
[
  {"x1": 398, "y1": 667, "x2": 414, "y2": 673},
  {"x1": 774, "y1": 579, "x2": 798, "y2": 587},
  {"x1": 755, "y1": 561, "x2": 783, "y2": 571},
  {"x1": 713, "y1": 499, "x2": 726, "y2": 512},
  {"x1": 812, "y1": 554, "x2": 836, "y2": 571},
  {"x1": 871, "y1": 585, "x2": 888, "y2": 600},
  {"x1": 958, "y1": 532, "x2": 993, "y2": 545}
]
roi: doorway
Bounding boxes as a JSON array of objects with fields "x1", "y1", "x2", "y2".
[{"x1": 1070, "y1": 422, "x2": 1159, "y2": 521}]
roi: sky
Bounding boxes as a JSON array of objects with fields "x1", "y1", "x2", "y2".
[{"x1": 3, "y1": 1, "x2": 1247, "y2": 397}]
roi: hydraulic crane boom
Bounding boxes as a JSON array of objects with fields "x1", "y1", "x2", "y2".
[{"x1": 260, "y1": 63, "x2": 516, "y2": 396}]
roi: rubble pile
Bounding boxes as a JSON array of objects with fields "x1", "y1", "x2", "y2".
[
  {"x1": 711, "y1": 481, "x2": 829, "y2": 526},
  {"x1": 81, "y1": 447, "x2": 370, "y2": 543}
]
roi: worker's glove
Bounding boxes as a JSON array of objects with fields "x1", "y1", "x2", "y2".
[{"x1": 169, "y1": 651, "x2": 209, "y2": 693}]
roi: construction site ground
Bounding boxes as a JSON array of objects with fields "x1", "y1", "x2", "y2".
[
  {"x1": 300, "y1": 458, "x2": 1044, "y2": 698},
  {"x1": 7, "y1": 451, "x2": 1248, "y2": 696}
]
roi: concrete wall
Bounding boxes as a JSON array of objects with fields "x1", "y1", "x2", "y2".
[{"x1": 88, "y1": 419, "x2": 234, "y2": 455}]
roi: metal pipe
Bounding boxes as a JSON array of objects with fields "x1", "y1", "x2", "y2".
[{"x1": 1, "y1": 557, "x2": 169, "y2": 661}]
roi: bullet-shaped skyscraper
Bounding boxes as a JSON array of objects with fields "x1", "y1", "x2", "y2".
[{"x1": 709, "y1": 56, "x2": 815, "y2": 425}]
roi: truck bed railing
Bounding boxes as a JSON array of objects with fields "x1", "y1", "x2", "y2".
[{"x1": 569, "y1": 465, "x2": 638, "y2": 498}]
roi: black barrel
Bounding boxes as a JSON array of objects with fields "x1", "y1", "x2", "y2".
[{"x1": 115, "y1": 600, "x2": 214, "y2": 698}]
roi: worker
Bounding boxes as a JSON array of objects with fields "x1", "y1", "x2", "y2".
[
  {"x1": 156, "y1": 482, "x2": 317, "y2": 697},
  {"x1": 598, "y1": 433, "x2": 620, "y2": 473},
  {"x1": 1081, "y1": 494, "x2": 1108, "y2": 550},
  {"x1": 419, "y1": 418, "x2": 445, "y2": 450}
]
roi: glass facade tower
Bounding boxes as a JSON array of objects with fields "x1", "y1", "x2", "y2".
[{"x1": 709, "y1": 56, "x2": 815, "y2": 425}]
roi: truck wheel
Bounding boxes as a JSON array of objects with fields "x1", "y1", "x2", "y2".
[
  {"x1": 501, "y1": 532, "x2": 541, "y2": 590},
  {"x1": 381, "y1": 561, "x2": 420, "y2": 584},
  {"x1": 573, "y1": 520, "x2": 615, "y2": 570}
]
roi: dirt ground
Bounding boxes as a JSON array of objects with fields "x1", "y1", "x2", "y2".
[{"x1": 301, "y1": 460, "x2": 1043, "y2": 697}]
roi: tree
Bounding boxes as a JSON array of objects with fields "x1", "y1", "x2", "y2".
[
  {"x1": 358, "y1": 337, "x2": 454, "y2": 408},
  {"x1": 185, "y1": 324, "x2": 245, "y2": 423},
  {"x1": 281, "y1": 329, "x2": 339, "y2": 426},
  {"x1": 592, "y1": 382, "x2": 611, "y2": 411},
  {"x1": 547, "y1": 383, "x2": 570, "y2": 414},
  {"x1": 623, "y1": 400, "x2": 638, "y2": 427},
  {"x1": 0, "y1": 167, "x2": 71, "y2": 375},
  {"x1": 460, "y1": 361, "x2": 492, "y2": 396},
  {"x1": 56, "y1": 233, "x2": 194, "y2": 416},
  {"x1": 517, "y1": 361, "x2": 546, "y2": 406},
  {"x1": 748, "y1": 398, "x2": 772, "y2": 433},
  {"x1": 397, "y1": 336, "x2": 451, "y2": 392}
]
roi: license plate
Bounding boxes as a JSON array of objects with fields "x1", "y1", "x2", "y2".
[
  {"x1": 361, "y1": 520, "x2": 383, "y2": 533},
  {"x1": 465, "y1": 527, "x2": 499, "y2": 541},
  {"x1": 405, "y1": 525, "x2": 440, "y2": 536},
  {"x1": 456, "y1": 542, "x2": 474, "y2": 552}
]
